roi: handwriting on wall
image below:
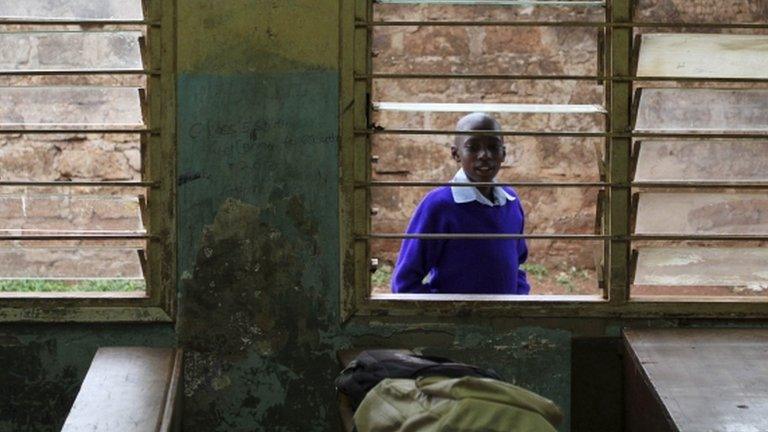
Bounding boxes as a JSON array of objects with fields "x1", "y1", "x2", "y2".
[{"x1": 187, "y1": 120, "x2": 337, "y2": 151}]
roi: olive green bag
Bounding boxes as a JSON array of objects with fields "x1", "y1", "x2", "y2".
[{"x1": 354, "y1": 376, "x2": 562, "y2": 432}]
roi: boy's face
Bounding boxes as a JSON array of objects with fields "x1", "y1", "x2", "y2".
[{"x1": 452, "y1": 134, "x2": 506, "y2": 183}]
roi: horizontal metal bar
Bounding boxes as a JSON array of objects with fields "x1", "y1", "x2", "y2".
[
  {"x1": 0, "y1": 69, "x2": 160, "y2": 76},
  {"x1": 375, "y1": 0, "x2": 604, "y2": 6},
  {"x1": 358, "y1": 21, "x2": 768, "y2": 29},
  {"x1": 631, "y1": 235, "x2": 768, "y2": 241},
  {"x1": 374, "y1": 101, "x2": 607, "y2": 114},
  {"x1": 359, "y1": 181, "x2": 768, "y2": 189},
  {"x1": 629, "y1": 76, "x2": 768, "y2": 83},
  {"x1": 0, "y1": 234, "x2": 154, "y2": 241},
  {"x1": 0, "y1": 20, "x2": 160, "y2": 26},
  {"x1": 360, "y1": 233, "x2": 768, "y2": 241},
  {"x1": 360, "y1": 233, "x2": 608, "y2": 240},
  {"x1": 361, "y1": 73, "x2": 600, "y2": 80},
  {"x1": 619, "y1": 22, "x2": 768, "y2": 29},
  {"x1": 360, "y1": 181, "x2": 607, "y2": 187},
  {"x1": 632, "y1": 132, "x2": 768, "y2": 139},
  {"x1": 0, "y1": 128, "x2": 158, "y2": 134},
  {"x1": 0, "y1": 181, "x2": 157, "y2": 187},
  {"x1": 359, "y1": 129, "x2": 768, "y2": 139},
  {"x1": 632, "y1": 181, "x2": 768, "y2": 189},
  {"x1": 361, "y1": 73, "x2": 768, "y2": 83},
  {"x1": 358, "y1": 129, "x2": 607, "y2": 137},
  {"x1": 358, "y1": 20, "x2": 605, "y2": 27}
]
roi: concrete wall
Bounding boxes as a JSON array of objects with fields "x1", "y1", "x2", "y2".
[{"x1": 1, "y1": 1, "x2": 768, "y2": 431}]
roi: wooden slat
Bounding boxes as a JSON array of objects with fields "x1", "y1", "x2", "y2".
[
  {"x1": 636, "y1": 34, "x2": 768, "y2": 79},
  {"x1": 634, "y1": 89, "x2": 768, "y2": 134},
  {"x1": 634, "y1": 192, "x2": 768, "y2": 235},
  {"x1": 0, "y1": 31, "x2": 144, "y2": 73},
  {"x1": 0, "y1": 0, "x2": 143, "y2": 22},
  {"x1": 62, "y1": 347, "x2": 182, "y2": 432},
  {"x1": 634, "y1": 140, "x2": 768, "y2": 182},
  {"x1": 0, "y1": 87, "x2": 145, "y2": 131},
  {"x1": 624, "y1": 329, "x2": 768, "y2": 432},
  {"x1": 633, "y1": 247, "x2": 768, "y2": 290}
]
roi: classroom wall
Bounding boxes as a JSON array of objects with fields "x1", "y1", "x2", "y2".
[{"x1": 1, "y1": 1, "x2": 767, "y2": 431}]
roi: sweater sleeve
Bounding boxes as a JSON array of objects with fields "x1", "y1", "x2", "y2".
[
  {"x1": 515, "y1": 197, "x2": 531, "y2": 295},
  {"x1": 391, "y1": 194, "x2": 445, "y2": 293}
]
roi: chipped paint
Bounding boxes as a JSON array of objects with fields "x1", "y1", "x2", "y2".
[{"x1": 2, "y1": 1, "x2": 768, "y2": 432}]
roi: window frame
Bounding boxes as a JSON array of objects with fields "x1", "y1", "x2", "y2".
[
  {"x1": 339, "y1": 0, "x2": 768, "y2": 321},
  {"x1": 0, "y1": 0, "x2": 177, "y2": 323}
]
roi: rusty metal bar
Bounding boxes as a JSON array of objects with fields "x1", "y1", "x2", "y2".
[
  {"x1": 358, "y1": 20, "x2": 605, "y2": 27},
  {"x1": 632, "y1": 132, "x2": 768, "y2": 139},
  {"x1": 361, "y1": 181, "x2": 768, "y2": 189},
  {"x1": 0, "y1": 128, "x2": 157, "y2": 134},
  {"x1": 0, "y1": 234, "x2": 154, "y2": 241},
  {"x1": 374, "y1": 0, "x2": 605, "y2": 6},
  {"x1": 359, "y1": 181, "x2": 607, "y2": 187},
  {"x1": 360, "y1": 233, "x2": 610, "y2": 239},
  {"x1": 359, "y1": 233, "x2": 768, "y2": 241},
  {"x1": 359, "y1": 73, "x2": 768, "y2": 83},
  {"x1": 632, "y1": 181, "x2": 768, "y2": 189},
  {"x1": 631, "y1": 235, "x2": 768, "y2": 241},
  {"x1": 359, "y1": 73, "x2": 600, "y2": 80},
  {"x1": 357, "y1": 129, "x2": 608, "y2": 137},
  {"x1": 0, "y1": 19, "x2": 160, "y2": 26},
  {"x1": 0, "y1": 181, "x2": 157, "y2": 187},
  {"x1": 0, "y1": 69, "x2": 160, "y2": 76},
  {"x1": 357, "y1": 129, "x2": 768, "y2": 139},
  {"x1": 358, "y1": 20, "x2": 768, "y2": 28}
]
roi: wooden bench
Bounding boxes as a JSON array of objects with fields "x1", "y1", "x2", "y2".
[
  {"x1": 624, "y1": 329, "x2": 768, "y2": 432},
  {"x1": 62, "y1": 347, "x2": 183, "y2": 432}
]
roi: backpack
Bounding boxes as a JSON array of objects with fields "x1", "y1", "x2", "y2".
[{"x1": 335, "y1": 349, "x2": 503, "y2": 410}]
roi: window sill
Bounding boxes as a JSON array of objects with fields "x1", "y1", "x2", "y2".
[
  {"x1": 0, "y1": 295, "x2": 173, "y2": 323},
  {"x1": 345, "y1": 293, "x2": 768, "y2": 320}
]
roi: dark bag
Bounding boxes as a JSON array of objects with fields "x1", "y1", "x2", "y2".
[{"x1": 335, "y1": 349, "x2": 503, "y2": 410}]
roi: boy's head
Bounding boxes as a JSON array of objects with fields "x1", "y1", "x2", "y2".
[{"x1": 451, "y1": 112, "x2": 505, "y2": 183}]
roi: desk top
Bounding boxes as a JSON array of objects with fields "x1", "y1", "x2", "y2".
[{"x1": 624, "y1": 329, "x2": 768, "y2": 432}]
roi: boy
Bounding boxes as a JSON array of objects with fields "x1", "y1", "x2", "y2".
[{"x1": 391, "y1": 112, "x2": 530, "y2": 294}]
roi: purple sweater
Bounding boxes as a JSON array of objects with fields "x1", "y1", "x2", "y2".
[{"x1": 392, "y1": 186, "x2": 530, "y2": 295}]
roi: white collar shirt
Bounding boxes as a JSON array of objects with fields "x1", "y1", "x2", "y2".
[{"x1": 449, "y1": 168, "x2": 516, "y2": 207}]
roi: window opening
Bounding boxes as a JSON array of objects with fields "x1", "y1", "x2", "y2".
[
  {"x1": 0, "y1": 0, "x2": 173, "y2": 315},
  {"x1": 629, "y1": 1, "x2": 768, "y2": 300},
  {"x1": 360, "y1": 0, "x2": 608, "y2": 298},
  {"x1": 342, "y1": 0, "x2": 768, "y2": 314}
]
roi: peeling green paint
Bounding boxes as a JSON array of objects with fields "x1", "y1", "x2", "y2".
[{"x1": 3, "y1": 1, "x2": 768, "y2": 431}]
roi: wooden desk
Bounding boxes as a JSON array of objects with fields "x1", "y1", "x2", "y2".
[
  {"x1": 62, "y1": 347, "x2": 183, "y2": 432},
  {"x1": 624, "y1": 329, "x2": 768, "y2": 432}
]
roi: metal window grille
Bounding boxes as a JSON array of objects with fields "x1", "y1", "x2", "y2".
[
  {"x1": 340, "y1": 0, "x2": 768, "y2": 318},
  {"x1": 0, "y1": 0, "x2": 175, "y2": 321}
]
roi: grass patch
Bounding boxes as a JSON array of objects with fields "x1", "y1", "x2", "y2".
[
  {"x1": 520, "y1": 263, "x2": 549, "y2": 281},
  {"x1": 554, "y1": 266, "x2": 590, "y2": 293},
  {"x1": 0, "y1": 280, "x2": 145, "y2": 293},
  {"x1": 371, "y1": 263, "x2": 393, "y2": 288}
]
